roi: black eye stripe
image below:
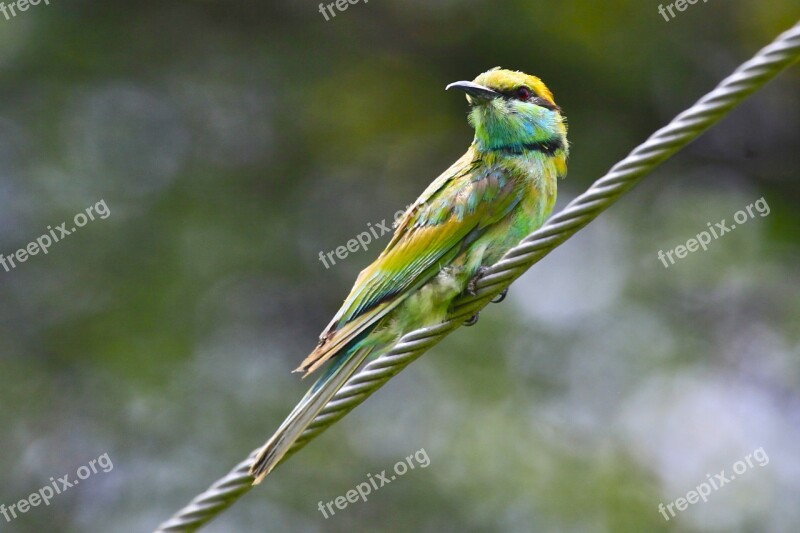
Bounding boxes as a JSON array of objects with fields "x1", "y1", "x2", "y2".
[
  {"x1": 498, "y1": 88, "x2": 537, "y2": 100},
  {"x1": 532, "y1": 97, "x2": 561, "y2": 112},
  {"x1": 496, "y1": 89, "x2": 560, "y2": 112}
]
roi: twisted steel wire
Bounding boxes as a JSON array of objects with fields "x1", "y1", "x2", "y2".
[{"x1": 155, "y1": 21, "x2": 800, "y2": 532}]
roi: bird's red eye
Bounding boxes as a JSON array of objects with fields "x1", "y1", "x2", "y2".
[{"x1": 517, "y1": 87, "x2": 532, "y2": 100}]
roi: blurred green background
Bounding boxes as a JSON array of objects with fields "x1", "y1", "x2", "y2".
[{"x1": 0, "y1": 1, "x2": 798, "y2": 532}]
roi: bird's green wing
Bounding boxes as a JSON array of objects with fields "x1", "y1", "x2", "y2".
[{"x1": 297, "y1": 150, "x2": 525, "y2": 374}]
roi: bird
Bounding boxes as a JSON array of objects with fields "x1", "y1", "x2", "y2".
[{"x1": 250, "y1": 67, "x2": 568, "y2": 484}]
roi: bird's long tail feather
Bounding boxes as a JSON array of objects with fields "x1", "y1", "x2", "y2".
[{"x1": 250, "y1": 345, "x2": 374, "y2": 484}]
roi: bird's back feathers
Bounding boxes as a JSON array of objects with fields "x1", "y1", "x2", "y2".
[{"x1": 295, "y1": 148, "x2": 524, "y2": 375}]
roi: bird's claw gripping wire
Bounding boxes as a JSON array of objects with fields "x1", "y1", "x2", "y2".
[
  {"x1": 466, "y1": 266, "x2": 489, "y2": 296},
  {"x1": 463, "y1": 266, "x2": 508, "y2": 324},
  {"x1": 464, "y1": 267, "x2": 488, "y2": 326},
  {"x1": 467, "y1": 266, "x2": 508, "y2": 307},
  {"x1": 492, "y1": 288, "x2": 508, "y2": 303},
  {"x1": 464, "y1": 312, "x2": 480, "y2": 326}
]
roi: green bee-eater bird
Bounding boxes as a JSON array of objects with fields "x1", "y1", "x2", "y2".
[{"x1": 251, "y1": 68, "x2": 568, "y2": 483}]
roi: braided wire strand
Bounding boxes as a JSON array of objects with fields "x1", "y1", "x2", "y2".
[{"x1": 155, "y1": 21, "x2": 800, "y2": 532}]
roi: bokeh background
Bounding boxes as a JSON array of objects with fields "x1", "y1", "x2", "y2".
[{"x1": 0, "y1": 1, "x2": 798, "y2": 532}]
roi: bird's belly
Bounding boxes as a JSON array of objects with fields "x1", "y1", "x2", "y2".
[{"x1": 480, "y1": 174, "x2": 558, "y2": 266}]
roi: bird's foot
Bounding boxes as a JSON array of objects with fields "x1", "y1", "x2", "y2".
[
  {"x1": 467, "y1": 266, "x2": 489, "y2": 296},
  {"x1": 492, "y1": 288, "x2": 508, "y2": 304},
  {"x1": 464, "y1": 312, "x2": 480, "y2": 326}
]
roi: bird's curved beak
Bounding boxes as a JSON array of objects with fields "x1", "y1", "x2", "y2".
[{"x1": 446, "y1": 81, "x2": 499, "y2": 102}]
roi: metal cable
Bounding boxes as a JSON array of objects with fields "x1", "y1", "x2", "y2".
[{"x1": 155, "y1": 21, "x2": 800, "y2": 532}]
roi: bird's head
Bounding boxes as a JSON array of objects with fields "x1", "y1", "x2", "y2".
[{"x1": 447, "y1": 68, "x2": 567, "y2": 155}]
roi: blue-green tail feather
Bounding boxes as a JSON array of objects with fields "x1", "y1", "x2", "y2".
[{"x1": 250, "y1": 333, "x2": 376, "y2": 483}]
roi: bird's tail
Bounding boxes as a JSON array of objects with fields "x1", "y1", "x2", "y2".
[{"x1": 250, "y1": 344, "x2": 374, "y2": 484}]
